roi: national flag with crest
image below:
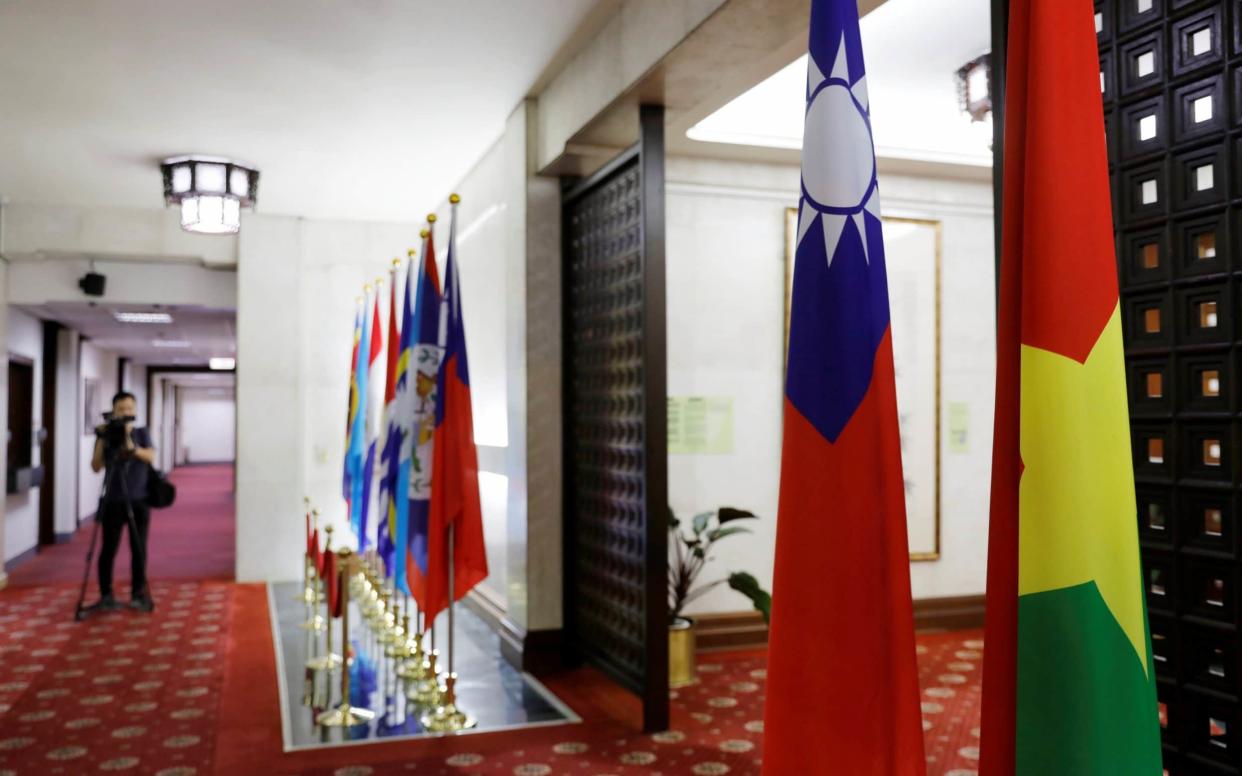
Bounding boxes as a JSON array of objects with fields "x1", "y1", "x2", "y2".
[
  {"x1": 342, "y1": 303, "x2": 362, "y2": 506},
  {"x1": 346, "y1": 292, "x2": 374, "y2": 545},
  {"x1": 377, "y1": 261, "x2": 403, "y2": 576},
  {"x1": 403, "y1": 228, "x2": 443, "y2": 607},
  {"x1": 359, "y1": 291, "x2": 384, "y2": 550},
  {"x1": 761, "y1": 1, "x2": 925, "y2": 772},
  {"x1": 979, "y1": 3, "x2": 1161, "y2": 773},
  {"x1": 424, "y1": 204, "x2": 487, "y2": 621}
]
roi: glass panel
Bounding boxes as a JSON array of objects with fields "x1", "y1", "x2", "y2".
[
  {"x1": 229, "y1": 167, "x2": 249, "y2": 197},
  {"x1": 1202, "y1": 370, "x2": 1220, "y2": 397},
  {"x1": 1194, "y1": 95, "x2": 1214, "y2": 123},
  {"x1": 1139, "y1": 114, "x2": 1157, "y2": 141},
  {"x1": 1210, "y1": 648, "x2": 1227, "y2": 678},
  {"x1": 170, "y1": 164, "x2": 191, "y2": 194},
  {"x1": 1148, "y1": 437, "x2": 1164, "y2": 463},
  {"x1": 1196, "y1": 164, "x2": 1215, "y2": 191},
  {"x1": 1200, "y1": 300, "x2": 1218, "y2": 328},
  {"x1": 1204, "y1": 438, "x2": 1221, "y2": 466},
  {"x1": 1141, "y1": 242, "x2": 1160, "y2": 268},
  {"x1": 1141, "y1": 179, "x2": 1158, "y2": 204},
  {"x1": 1192, "y1": 27, "x2": 1212, "y2": 57},
  {"x1": 1137, "y1": 50, "x2": 1156, "y2": 77},
  {"x1": 1206, "y1": 577, "x2": 1225, "y2": 607},
  {"x1": 1137, "y1": 0, "x2": 1152, "y2": 12},
  {"x1": 1095, "y1": 12, "x2": 1103, "y2": 33},
  {"x1": 1150, "y1": 568, "x2": 1166, "y2": 595},
  {"x1": 195, "y1": 162, "x2": 227, "y2": 193},
  {"x1": 1146, "y1": 372, "x2": 1163, "y2": 398},
  {"x1": 1149, "y1": 502, "x2": 1167, "y2": 531},
  {"x1": 1144, "y1": 307, "x2": 1161, "y2": 333},
  {"x1": 1205, "y1": 508, "x2": 1223, "y2": 537},
  {"x1": 1196, "y1": 232, "x2": 1216, "y2": 259},
  {"x1": 1209, "y1": 717, "x2": 1227, "y2": 749}
]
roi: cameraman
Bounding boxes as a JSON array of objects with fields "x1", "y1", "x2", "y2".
[{"x1": 90, "y1": 391, "x2": 156, "y2": 611}]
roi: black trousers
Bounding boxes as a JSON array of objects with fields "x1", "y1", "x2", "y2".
[{"x1": 97, "y1": 500, "x2": 150, "y2": 598}]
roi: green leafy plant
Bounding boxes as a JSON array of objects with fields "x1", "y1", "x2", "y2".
[{"x1": 668, "y1": 506, "x2": 772, "y2": 624}]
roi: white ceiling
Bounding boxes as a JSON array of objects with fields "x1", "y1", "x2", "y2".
[
  {"x1": 687, "y1": 0, "x2": 992, "y2": 166},
  {"x1": 0, "y1": 0, "x2": 599, "y2": 224},
  {"x1": 18, "y1": 302, "x2": 235, "y2": 366}
]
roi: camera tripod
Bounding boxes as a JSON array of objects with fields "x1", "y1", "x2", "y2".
[{"x1": 74, "y1": 455, "x2": 155, "y2": 621}]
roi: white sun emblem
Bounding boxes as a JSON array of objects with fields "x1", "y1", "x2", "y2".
[{"x1": 797, "y1": 32, "x2": 881, "y2": 266}]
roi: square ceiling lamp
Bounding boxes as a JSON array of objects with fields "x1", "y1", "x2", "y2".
[{"x1": 160, "y1": 155, "x2": 259, "y2": 235}]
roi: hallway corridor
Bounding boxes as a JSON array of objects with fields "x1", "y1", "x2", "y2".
[{"x1": 6, "y1": 464, "x2": 235, "y2": 590}]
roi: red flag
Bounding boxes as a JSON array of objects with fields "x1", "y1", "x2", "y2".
[
  {"x1": 310, "y1": 528, "x2": 321, "y2": 575},
  {"x1": 761, "y1": 1, "x2": 924, "y2": 772},
  {"x1": 424, "y1": 207, "x2": 488, "y2": 621},
  {"x1": 322, "y1": 551, "x2": 340, "y2": 618}
]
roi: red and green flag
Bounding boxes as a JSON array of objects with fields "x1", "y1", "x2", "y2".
[{"x1": 981, "y1": 2, "x2": 1161, "y2": 773}]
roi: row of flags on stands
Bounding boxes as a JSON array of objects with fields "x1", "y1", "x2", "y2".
[
  {"x1": 764, "y1": 1, "x2": 1159, "y2": 774},
  {"x1": 340, "y1": 207, "x2": 488, "y2": 622}
]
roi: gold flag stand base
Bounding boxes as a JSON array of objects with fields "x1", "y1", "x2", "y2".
[
  {"x1": 316, "y1": 702, "x2": 375, "y2": 727},
  {"x1": 299, "y1": 614, "x2": 324, "y2": 631},
  {"x1": 306, "y1": 651, "x2": 342, "y2": 671},
  {"x1": 419, "y1": 673, "x2": 474, "y2": 731},
  {"x1": 420, "y1": 703, "x2": 477, "y2": 732}
]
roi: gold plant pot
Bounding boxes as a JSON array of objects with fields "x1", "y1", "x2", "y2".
[{"x1": 669, "y1": 617, "x2": 696, "y2": 689}]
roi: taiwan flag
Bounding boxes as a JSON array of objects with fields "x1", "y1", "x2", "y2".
[
  {"x1": 980, "y1": 2, "x2": 1160, "y2": 773},
  {"x1": 761, "y1": 1, "x2": 925, "y2": 773},
  {"x1": 424, "y1": 202, "x2": 488, "y2": 622}
]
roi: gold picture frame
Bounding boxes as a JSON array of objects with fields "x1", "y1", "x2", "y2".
[{"x1": 784, "y1": 208, "x2": 942, "y2": 561}]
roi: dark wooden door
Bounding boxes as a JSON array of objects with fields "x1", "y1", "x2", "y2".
[{"x1": 562, "y1": 105, "x2": 668, "y2": 732}]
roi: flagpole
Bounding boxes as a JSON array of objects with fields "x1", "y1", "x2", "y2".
[{"x1": 422, "y1": 193, "x2": 475, "y2": 733}]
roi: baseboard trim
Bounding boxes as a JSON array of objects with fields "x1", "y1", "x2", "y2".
[
  {"x1": 463, "y1": 590, "x2": 563, "y2": 674},
  {"x1": 691, "y1": 594, "x2": 986, "y2": 652},
  {"x1": 54, "y1": 531, "x2": 75, "y2": 544},
  {"x1": 913, "y1": 594, "x2": 987, "y2": 632},
  {"x1": 5, "y1": 544, "x2": 38, "y2": 570}
]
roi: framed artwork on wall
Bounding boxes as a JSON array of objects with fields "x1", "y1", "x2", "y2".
[{"x1": 784, "y1": 208, "x2": 942, "y2": 561}]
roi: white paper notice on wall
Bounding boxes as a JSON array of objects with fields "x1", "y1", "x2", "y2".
[
  {"x1": 948, "y1": 401, "x2": 969, "y2": 454},
  {"x1": 668, "y1": 396, "x2": 734, "y2": 454}
]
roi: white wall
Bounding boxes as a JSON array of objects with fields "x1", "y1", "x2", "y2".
[
  {"x1": 664, "y1": 156, "x2": 995, "y2": 615},
  {"x1": 77, "y1": 339, "x2": 117, "y2": 520},
  {"x1": 178, "y1": 387, "x2": 235, "y2": 463},
  {"x1": 4, "y1": 307, "x2": 42, "y2": 563},
  {"x1": 53, "y1": 327, "x2": 80, "y2": 534}
]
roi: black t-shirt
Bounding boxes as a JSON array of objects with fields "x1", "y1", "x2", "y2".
[{"x1": 102, "y1": 426, "x2": 151, "y2": 503}]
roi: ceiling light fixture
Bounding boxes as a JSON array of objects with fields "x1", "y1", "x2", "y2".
[
  {"x1": 209, "y1": 357, "x2": 236, "y2": 371},
  {"x1": 151, "y1": 339, "x2": 191, "y2": 348},
  {"x1": 114, "y1": 311, "x2": 173, "y2": 324},
  {"x1": 956, "y1": 54, "x2": 992, "y2": 123},
  {"x1": 160, "y1": 155, "x2": 259, "y2": 235}
]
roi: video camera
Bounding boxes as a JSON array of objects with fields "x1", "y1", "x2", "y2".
[{"x1": 96, "y1": 412, "x2": 136, "y2": 450}]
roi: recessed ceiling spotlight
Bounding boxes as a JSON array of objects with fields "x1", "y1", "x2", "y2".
[
  {"x1": 151, "y1": 339, "x2": 191, "y2": 348},
  {"x1": 114, "y1": 311, "x2": 173, "y2": 324},
  {"x1": 160, "y1": 155, "x2": 259, "y2": 235},
  {"x1": 209, "y1": 357, "x2": 236, "y2": 371}
]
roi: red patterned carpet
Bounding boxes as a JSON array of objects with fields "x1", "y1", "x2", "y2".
[
  {"x1": 5, "y1": 464, "x2": 235, "y2": 589},
  {"x1": 0, "y1": 462, "x2": 983, "y2": 774},
  {"x1": 0, "y1": 575, "x2": 983, "y2": 775}
]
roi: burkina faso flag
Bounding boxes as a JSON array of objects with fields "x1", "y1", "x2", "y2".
[{"x1": 980, "y1": 1, "x2": 1162, "y2": 774}]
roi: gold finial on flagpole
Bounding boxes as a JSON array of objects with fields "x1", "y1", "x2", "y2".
[
  {"x1": 419, "y1": 229, "x2": 429, "y2": 239},
  {"x1": 449, "y1": 193, "x2": 460, "y2": 204},
  {"x1": 427, "y1": 213, "x2": 437, "y2": 223},
  {"x1": 363, "y1": 282, "x2": 373, "y2": 293},
  {"x1": 392, "y1": 257, "x2": 401, "y2": 268},
  {"x1": 407, "y1": 248, "x2": 416, "y2": 258},
  {"x1": 355, "y1": 295, "x2": 362, "y2": 304},
  {"x1": 375, "y1": 276, "x2": 384, "y2": 288}
]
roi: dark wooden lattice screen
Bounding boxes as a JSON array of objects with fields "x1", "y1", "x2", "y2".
[
  {"x1": 1098, "y1": 0, "x2": 1242, "y2": 769},
  {"x1": 562, "y1": 105, "x2": 668, "y2": 732}
]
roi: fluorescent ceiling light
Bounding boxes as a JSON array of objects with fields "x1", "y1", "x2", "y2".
[
  {"x1": 151, "y1": 339, "x2": 191, "y2": 348},
  {"x1": 209, "y1": 357, "x2": 236, "y2": 370},
  {"x1": 114, "y1": 311, "x2": 173, "y2": 324}
]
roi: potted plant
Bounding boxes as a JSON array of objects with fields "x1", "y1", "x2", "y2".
[{"x1": 668, "y1": 506, "x2": 772, "y2": 688}]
